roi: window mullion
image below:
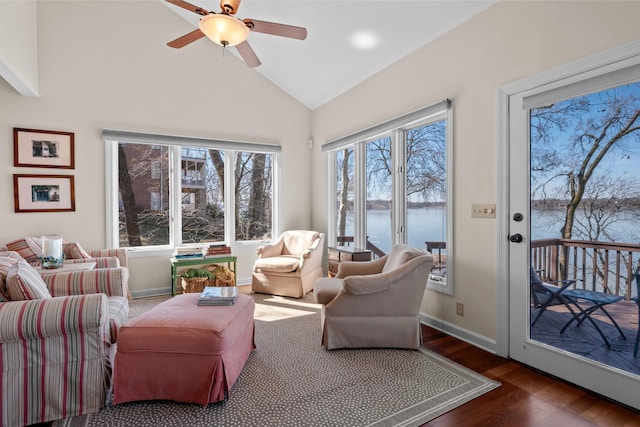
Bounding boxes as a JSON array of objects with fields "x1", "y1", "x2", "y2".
[
  {"x1": 326, "y1": 151, "x2": 337, "y2": 246},
  {"x1": 104, "y1": 140, "x2": 118, "y2": 248},
  {"x1": 224, "y1": 150, "x2": 235, "y2": 245},
  {"x1": 170, "y1": 146, "x2": 182, "y2": 248},
  {"x1": 271, "y1": 153, "x2": 281, "y2": 239},
  {"x1": 393, "y1": 129, "x2": 406, "y2": 246},
  {"x1": 354, "y1": 142, "x2": 367, "y2": 249}
]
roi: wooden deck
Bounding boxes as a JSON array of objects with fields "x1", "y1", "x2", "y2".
[{"x1": 530, "y1": 300, "x2": 640, "y2": 375}]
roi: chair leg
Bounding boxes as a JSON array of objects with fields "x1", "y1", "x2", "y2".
[
  {"x1": 531, "y1": 295, "x2": 579, "y2": 327},
  {"x1": 566, "y1": 303, "x2": 625, "y2": 341},
  {"x1": 560, "y1": 303, "x2": 613, "y2": 348},
  {"x1": 531, "y1": 307, "x2": 547, "y2": 326},
  {"x1": 598, "y1": 306, "x2": 626, "y2": 340}
]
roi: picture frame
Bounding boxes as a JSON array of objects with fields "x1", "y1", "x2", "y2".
[
  {"x1": 13, "y1": 174, "x2": 76, "y2": 213},
  {"x1": 13, "y1": 128, "x2": 75, "y2": 169}
]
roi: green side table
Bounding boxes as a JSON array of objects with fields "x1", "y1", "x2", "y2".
[{"x1": 170, "y1": 255, "x2": 237, "y2": 295}]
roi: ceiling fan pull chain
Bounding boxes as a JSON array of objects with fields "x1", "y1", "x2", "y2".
[{"x1": 221, "y1": 41, "x2": 228, "y2": 59}]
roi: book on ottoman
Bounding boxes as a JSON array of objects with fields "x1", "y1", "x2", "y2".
[{"x1": 198, "y1": 286, "x2": 238, "y2": 306}]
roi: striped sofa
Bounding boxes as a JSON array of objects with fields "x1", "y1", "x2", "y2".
[{"x1": 0, "y1": 245, "x2": 129, "y2": 427}]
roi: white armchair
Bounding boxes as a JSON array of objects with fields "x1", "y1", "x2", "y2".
[
  {"x1": 313, "y1": 245, "x2": 434, "y2": 350},
  {"x1": 252, "y1": 230, "x2": 325, "y2": 298}
]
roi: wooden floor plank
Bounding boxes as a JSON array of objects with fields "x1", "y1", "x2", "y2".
[{"x1": 420, "y1": 325, "x2": 639, "y2": 426}]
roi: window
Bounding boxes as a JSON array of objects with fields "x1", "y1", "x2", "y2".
[
  {"x1": 405, "y1": 120, "x2": 448, "y2": 283},
  {"x1": 235, "y1": 152, "x2": 273, "y2": 241},
  {"x1": 335, "y1": 147, "x2": 354, "y2": 244},
  {"x1": 324, "y1": 100, "x2": 453, "y2": 293},
  {"x1": 104, "y1": 130, "x2": 280, "y2": 251},
  {"x1": 366, "y1": 136, "x2": 393, "y2": 254}
]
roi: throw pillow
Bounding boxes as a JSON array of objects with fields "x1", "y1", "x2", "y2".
[
  {"x1": 6, "y1": 260, "x2": 52, "y2": 301},
  {"x1": 63, "y1": 242, "x2": 92, "y2": 260},
  {"x1": 6, "y1": 237, "x2": 43, "y2": 264},
  {"x1": 0, "y1": 252, "x2": 22, "y2": 302}
]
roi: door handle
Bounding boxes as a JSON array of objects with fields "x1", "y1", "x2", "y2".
[{"x1": 509, "y1": 234, "x2": 523, "y2": 243}]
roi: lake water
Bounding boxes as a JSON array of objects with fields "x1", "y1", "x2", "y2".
[
  {"x1": 345, "y1": 208, "x2": 447, "y2": 254},
  {"x1": 349, "y1": 207, "x2": 639, "y2": 255}
]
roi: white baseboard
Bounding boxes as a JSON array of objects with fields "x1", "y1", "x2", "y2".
[
  {"x1": 130, "y1": 287, "x2": 172, "y2": 298},
  {"x1": 420, "y1": 312, "x2": 497, "y2": 355}
]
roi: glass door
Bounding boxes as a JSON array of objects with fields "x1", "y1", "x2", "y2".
[{"x1": 507, "y1": 79, "x2": 640, "y2": 410}]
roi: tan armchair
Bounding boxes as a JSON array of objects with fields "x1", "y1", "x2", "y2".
[
  {"x1": 313, "y1": 245, "x2": 434, "y2": 350},
  {"x1": 252, "y1": 230, "x2": 325, "y2": 298}
]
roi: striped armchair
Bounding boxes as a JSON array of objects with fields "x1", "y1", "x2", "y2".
[{"x1": 0, "y1": 251, "x2": 129, "y2": 427}]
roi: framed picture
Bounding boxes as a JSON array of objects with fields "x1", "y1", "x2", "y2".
[
  {"x1": 13, "y1": 128, "x2": 75, "y2": 169},
  {"x1": 13, "y1": 174, "x2": 76, "y2": 213}
]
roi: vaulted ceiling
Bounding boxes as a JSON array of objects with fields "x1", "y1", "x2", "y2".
[{"x1": 164, "y1": 0, "x2": 496, "y2": 109}]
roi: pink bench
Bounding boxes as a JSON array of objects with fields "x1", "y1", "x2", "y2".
[{"x1": 113, "y1": 293, "x2": 255, "y2": 405}]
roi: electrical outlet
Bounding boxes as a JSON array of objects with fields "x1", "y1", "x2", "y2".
[
  {"x1": 456, "y1": 301, "x2": 464, "y2": 316},
  {"x1": 472, "y1": 203, "x2": 496, "y2": 218}
]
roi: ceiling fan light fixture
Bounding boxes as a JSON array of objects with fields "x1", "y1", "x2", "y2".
[{"x1": 199, "y1": 13, "x2": 249, "y2": 47}]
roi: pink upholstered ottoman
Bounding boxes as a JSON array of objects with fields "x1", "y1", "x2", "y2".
[{"x1": 113, "y1": 293, "x2": 255, "y2": 406}]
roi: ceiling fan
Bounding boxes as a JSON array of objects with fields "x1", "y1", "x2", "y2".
[{"x1": 165, "y1": 0, "x2": 307, "y2": 68}]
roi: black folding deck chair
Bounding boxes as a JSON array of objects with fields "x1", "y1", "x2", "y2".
[{"x1": 530, "y1": 265, "x2": 578, "y2": 326}]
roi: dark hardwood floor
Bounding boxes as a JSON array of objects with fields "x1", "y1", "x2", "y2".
[{"x1": 420, "y1": 324, "x2": 640, "y2": 426}]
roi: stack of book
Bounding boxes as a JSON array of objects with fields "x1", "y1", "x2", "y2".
[
  {"x1": 174, "y1": 247, "x2": 204, "y2": 259},
  {"x1": 205, "y1": 244, "x2": 232, "y2": 257},
  {"x1": 197, "y1": 286, "x2": 238, "y2": 306}
]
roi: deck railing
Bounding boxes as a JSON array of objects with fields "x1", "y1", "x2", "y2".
[
  {"x1": 335, "y1": 236, "x2": 386, "y2": 260},
  {"x1": 337, "y1": 236, "x2": 640, "y2": 299},
  {"x1": 532, "y1": 238, "x2": 640, "y2": 300}
]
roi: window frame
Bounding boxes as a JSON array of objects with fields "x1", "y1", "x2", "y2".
[
  {"x1": 324, "y1": 99, "x2": 454, "y2": 295},
  {"x1": 104, "y1": 130, "x2": 280, "y2": 255}
]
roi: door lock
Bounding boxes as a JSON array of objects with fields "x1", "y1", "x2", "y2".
[{"x1": 509, "y1": 234, "x2": 523, "y2": 243}]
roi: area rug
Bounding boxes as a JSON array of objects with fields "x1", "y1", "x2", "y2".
[{"x1": 82, "y1": 293, "x2": 498, "y2": 427}]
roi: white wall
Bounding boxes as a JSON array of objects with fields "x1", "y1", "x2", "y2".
[
  {"x1": 0, "y1": 1, "x2": 312, "y2": 295},
  {"x1": 0, "y1": 0, "x2": 38, "y2": 96},
  {"x1": 310, "y1": 0, "x2": 640, "y2": 343}
]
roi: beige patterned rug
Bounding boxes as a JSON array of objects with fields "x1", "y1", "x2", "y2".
[{"x1": 78, "y1": 292, "x2": 498, "y2": 426}]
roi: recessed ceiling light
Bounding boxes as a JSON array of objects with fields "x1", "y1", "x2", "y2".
[{"x1": 349, "y1": 31, "x2": 379, "y2": 50}]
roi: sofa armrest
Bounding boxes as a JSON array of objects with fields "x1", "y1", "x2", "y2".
[
  {"x1": 336, "y1": 256, "x2": 387, "y2": 279},
  {"x1": 342, "y1": 255, "x2": 434, "y2": 296},
  {"x1": 65, "y1": 257, "x2": 119, "y2": 268},
  {"x1": 88, "y1": 249, "x2": 128, "y2": 268},
  {"x1": 256, "y1": 235, "x2": 285, "y2": 258},
  {"x1": 299, "y1": 234, "x2": 325, "y2": 271},
  {"x1": 343, "y1": 273, "x2": 393, "y2": 295},
  {"x1": 0, "y1": 294, "x2": 107, "y2": 343},
  {"x1": 41, "y1": 267, "x2": 129, "y2": 298}
]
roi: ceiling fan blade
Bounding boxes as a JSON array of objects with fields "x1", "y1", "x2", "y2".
[
  {"x1": 243, "y1": 19, "x2": 307, "y2": 40},
  {"x1": 165, "y1": 0, "x2": 209, "y2": 16},
  {"x1": 167, "y1": 29, "x2": 206, "y2": 48},
  {"x1": 235, "y1": 41, "x2": 262, "y2": 68}
]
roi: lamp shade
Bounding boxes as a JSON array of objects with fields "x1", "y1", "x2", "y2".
[{"x1": 199, "y1": 14, "x2": 249, "y2": 47}]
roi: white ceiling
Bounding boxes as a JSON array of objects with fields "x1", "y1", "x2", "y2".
[{"x1": 163, "y1": 0, "x2": 496, "y2": 110}]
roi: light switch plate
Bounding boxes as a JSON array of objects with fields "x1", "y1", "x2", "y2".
[{"x1": 472, "y1": 203, "x2": 496, "y2": 218}]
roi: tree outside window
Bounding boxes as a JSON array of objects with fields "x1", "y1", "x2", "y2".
[{"x1": 116, "y1": 142, "x2": 273, "y2": 248}]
